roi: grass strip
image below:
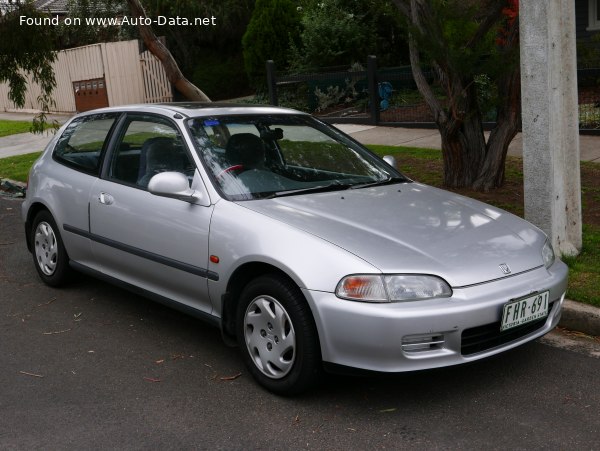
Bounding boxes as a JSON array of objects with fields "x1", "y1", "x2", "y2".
[
  {"x1": 0, "y1": 152, "x2": 42, "y2": 182},
  {"x1": 0, "y1": 120, "x2": 35, "y2": 138}
]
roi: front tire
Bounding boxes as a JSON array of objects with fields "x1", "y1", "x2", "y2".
[
  {"x1": 31, "y1": 210, "x2": 71, "y2": 286},
  {"x1": 236, "y1": 274, "x2": 321, "y2": 395}
]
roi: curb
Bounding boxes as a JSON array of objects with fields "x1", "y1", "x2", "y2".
[
  {"x1": 560, "y1": 299, "x2": 600, "y2": 336},
  {"x1": 0, "y1": 178, "x2": 26, "y2": 198}
]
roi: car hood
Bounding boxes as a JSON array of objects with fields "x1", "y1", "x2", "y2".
[{"x1": 238, "y1": 183, "x2": 546, "y2": 287}]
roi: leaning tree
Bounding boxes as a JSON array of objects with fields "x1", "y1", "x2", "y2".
[
  {"x1": 393, "y1": 0, "x2": 520, "y2": 191},
  {"x1": 126, "y1": 0, "x2": 211, "y2": 102}
]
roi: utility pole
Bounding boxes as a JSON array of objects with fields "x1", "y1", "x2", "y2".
[{"x1": 520, "y1": 1, "x2": 582, "y2": 256}]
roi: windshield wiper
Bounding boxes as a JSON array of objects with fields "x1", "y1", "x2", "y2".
[
  {"x1": 266, "y1": 182, "x2": 353, "y2": 198},
  {"x1": 350, "y1": 176, "x2": 408, "y2": 189}
]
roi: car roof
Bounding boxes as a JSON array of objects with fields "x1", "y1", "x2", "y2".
[{"x1": 74, "y1": 102, "x2": 307, "y2": 118}]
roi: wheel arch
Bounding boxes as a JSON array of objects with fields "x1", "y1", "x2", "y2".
[
  {"x1": 220, "y1": 262, "x2": 315, "y2": 343},
  {"x1": 24, "y1": 201, "x2": 52, "y2": 252}
]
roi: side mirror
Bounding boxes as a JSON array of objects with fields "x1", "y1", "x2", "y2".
[
  {"x1": 148, "y1": 172, "x2": 200, "y2": 202},
  {"x1": 382, "y1": 155, "x2": 397, "y2": 169}
]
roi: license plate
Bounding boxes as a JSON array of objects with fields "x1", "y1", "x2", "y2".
[{"x1": 500, "y1": 291, "x2": 550, "y2": 331}]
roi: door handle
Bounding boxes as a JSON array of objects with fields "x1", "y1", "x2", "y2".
[{"x1": 98, "y1": 192, "x2": 114, "y2": 205}]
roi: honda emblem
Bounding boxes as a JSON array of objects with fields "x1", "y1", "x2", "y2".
[{"x1": 499, "y1": 263, "x2": 511, "y2": 275}]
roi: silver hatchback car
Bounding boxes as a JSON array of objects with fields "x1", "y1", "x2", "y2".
[{"x1": 23, "y1": 103, "x2": 568, "y2": 394}]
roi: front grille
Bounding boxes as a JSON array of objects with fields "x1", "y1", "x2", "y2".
[{"x1": 461, "y1": 302, "x2": 554, "y2": 356}]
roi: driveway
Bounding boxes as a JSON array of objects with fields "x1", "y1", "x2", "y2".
[{"x1": 1, "y1": 195, "x2": 599, "y2": 449}]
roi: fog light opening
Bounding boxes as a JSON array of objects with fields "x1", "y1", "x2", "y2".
[{"x1": 401, "y1": 334, "x2": 445, "y2": 353}]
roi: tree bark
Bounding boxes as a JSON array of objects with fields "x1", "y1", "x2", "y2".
[
  {"x1": 473, "y1": 16, "x2": 521, "y2": 191},
  {"x1": 125, "y1": 0, "x2": 211, "y2": 102},
  {"x1": 439, "y1": 94, "x2": 487, "y2": 188},
  {"x1": 473, "y1": 66, "x2": 521, "y2": 191}
]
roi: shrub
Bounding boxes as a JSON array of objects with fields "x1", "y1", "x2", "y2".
[
  {"x1": 289, "y1": 0, "x2": 406, "y2": 71},
  {"x1": 242, "y1": 0, "x2": 301, "y2": 86},
  {"x1": 192, "y1": 53, "x2": 251, "y2": 101}
]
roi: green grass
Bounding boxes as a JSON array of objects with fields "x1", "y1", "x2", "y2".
[
  {"x1": 561, "y1": 225, "x2": 600, "y2": 307},
  {"x1": 0, "y1": 120, "x2": 54, "y2": 138},
  {"x1": 0, "y1": 151, "x2": 42, "y2": 182},
  {"x1": 0, "y1": 120, "x2": 35, "y2": 138},
  {"x1": 368, "y1": 144, "x2": 441, "y2": 159}
]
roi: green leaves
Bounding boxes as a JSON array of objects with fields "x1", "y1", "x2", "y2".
[
  {"x1": 0, "y1": 2, "x2": 57, "y2": 130},
  {"x1": 242, "y1": 0, "x2": 302, "y2": 84}
]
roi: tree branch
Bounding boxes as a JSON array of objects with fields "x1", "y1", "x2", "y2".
[
  {"x1": 125, "y1": 0, "x2": 211, "y2": 102},
  {"x1": 465, "y1": 1, "x2": 507, "y2": 50}
]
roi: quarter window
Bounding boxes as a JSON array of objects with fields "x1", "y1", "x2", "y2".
[{"x1": 53, "y1": 113, "x2": 119, "y2": 174}]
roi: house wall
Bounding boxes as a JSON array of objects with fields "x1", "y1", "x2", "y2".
[
  {"x1": 101, "y1": 40, "x2": 147, "y2": 107},
  {"x1": 0, "y1": 39, "x2": 172, "y2": 113}
]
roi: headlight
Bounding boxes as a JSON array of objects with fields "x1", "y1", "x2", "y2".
[
  {"x1": 542, "y1": 239, "x2": 555, "y2": 269},
  {"x1": 336, "y1": 274, "x2": 452, "y2": 302}
]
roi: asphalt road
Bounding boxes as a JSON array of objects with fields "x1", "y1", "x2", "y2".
[{"x1": 1, "y1": 194, "x2": 599, "y2": 450}]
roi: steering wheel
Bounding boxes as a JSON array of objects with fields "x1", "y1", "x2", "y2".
[{"x1": 216, "y1": 164, "x2": 244, "y2": 179}]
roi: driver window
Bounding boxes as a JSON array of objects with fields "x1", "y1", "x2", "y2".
[{"x1": 110, "y1": 116, "x2": 193, "y2": 189}]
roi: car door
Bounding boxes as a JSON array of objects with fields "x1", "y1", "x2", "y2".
[
  {"x1": 87, "y1": 113, "x2": 215, "y2": 316},
  {"x1": 49, "y1": 112, "x2": 121, "y2": 267}
]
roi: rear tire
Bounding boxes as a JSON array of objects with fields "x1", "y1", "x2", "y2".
[
  {"x1": 31, "y1": 210, "x2": 71, "y2": 287},
  {"x1": 236, "y1": 274, "x2": 322, "y2": 395}
]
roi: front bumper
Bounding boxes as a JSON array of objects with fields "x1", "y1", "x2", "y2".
[{"x1": 303, "y1": 261, "x2": 568, "y2": 373}]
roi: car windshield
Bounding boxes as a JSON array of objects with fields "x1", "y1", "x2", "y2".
[{"x1": 186, "y1": 114, "x2": 408, "y2": 200}]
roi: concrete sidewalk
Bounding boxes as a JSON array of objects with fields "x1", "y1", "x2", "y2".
[
  {"x1": 334, "y1": 123, "x2": 600, "y2": 163},
  {"x1": 0, "y1": 112, "x2": 71, "y2": 158}
]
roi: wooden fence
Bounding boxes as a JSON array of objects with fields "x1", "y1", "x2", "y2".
[{"x1": 140, "y1": 50, "x2": 172, "y2": 103}]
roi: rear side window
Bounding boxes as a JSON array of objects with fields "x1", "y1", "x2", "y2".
[{"x1": 53, "y1": 113, "x2": 120, "y2": 174}]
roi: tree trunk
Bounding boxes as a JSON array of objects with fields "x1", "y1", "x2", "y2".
[
  {"x1": 439, "y1": 108, "x2": 487, "y2": 188},
  {"x1": 473, "y1": 21, "x2": 521, "y2": 192},
  {"x1": 125, "y1": 0, "x2": 211, "y2": 102}
]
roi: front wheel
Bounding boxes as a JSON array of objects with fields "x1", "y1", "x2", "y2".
[
  {"x1": 31, "y1": 210, "x2": 71, "y2": 286},
  {"x1": 236, "y1": 274, "x2": 321, "y2": 395}
]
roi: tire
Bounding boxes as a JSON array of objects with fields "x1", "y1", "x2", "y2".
[
  {"x1": 236, "y1": 274, "x2": 322, "y2": 395},
  {"x1": 31, "y1": 210, "x2": 71, "y2": 287}
]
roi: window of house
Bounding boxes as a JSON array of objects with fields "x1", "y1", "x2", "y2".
[{"x1": 589, "y1": 0, "x2": 600, "y2": 30}]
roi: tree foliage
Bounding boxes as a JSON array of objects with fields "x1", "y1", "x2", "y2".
[
  {"x1": 291, "y1": 0, "x2": 405, "y2": 71},
  {"x1": 56, "y1": 0, "x2": 134, "y2": 48},
  {"x1": 0, "y1": 1, "x2": 57, "y2": 132},
  {"x1": 242, "y1": 0, "x2": 301, "y2": 85},
  {"x1": 393, "y1": 0, "x2": 520, "y2": 191}
]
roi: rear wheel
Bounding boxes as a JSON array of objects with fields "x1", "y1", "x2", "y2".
[
  {"x1": 31, "y1": 210, "x2": 71, "y2": 286},
  {"x1": 236, "y1": 274, "x2": 321, "y2": 395}
]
